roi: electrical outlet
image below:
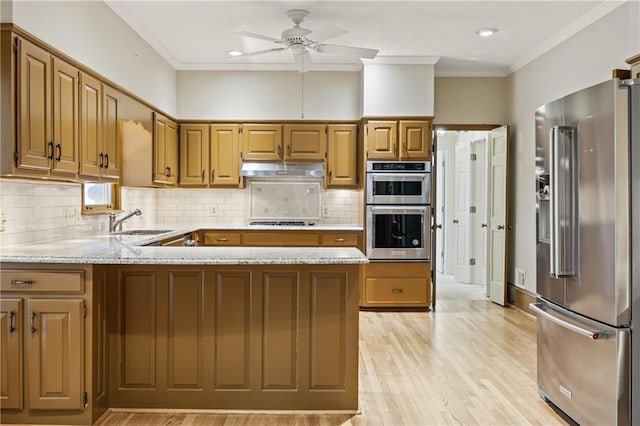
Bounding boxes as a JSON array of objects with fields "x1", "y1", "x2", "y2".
[
  {"x1": 515, "y1": 268, "x2": 526, "y2": 288},
  {"x1": 0, "y1": 208, "x2": 5, "y2": 232},
  {"x1": 211, "y1": 205, "x2": 217, "y2": 216},
  {"x1": 322, "y1": 207, "x2": 329, "y2": 217}
]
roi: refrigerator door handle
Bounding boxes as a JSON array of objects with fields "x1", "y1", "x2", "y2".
[
  {"x1": 549, "y1": 125, "x2": 578, "y2": 278},
  {"x1": 529, "y1": 303, "x2": 611, "y2": 340}
]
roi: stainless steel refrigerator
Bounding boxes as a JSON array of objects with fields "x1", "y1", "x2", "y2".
[{"x1": 532, "y1": 78, "x2": 639, "y2": 425}]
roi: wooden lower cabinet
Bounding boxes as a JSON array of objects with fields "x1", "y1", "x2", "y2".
[
  {"x1": 362, "y1": 262, "x2": 431, "y2": 308},
  {"x1": 200, "y1": 230, "x2": 363, "y2": 250},
  {"x1": 108, "y1": 264, "x2": 359, "y2": 410},
  {"x1": 0, "y1": 264, "x2": 108, "y2": 425}
]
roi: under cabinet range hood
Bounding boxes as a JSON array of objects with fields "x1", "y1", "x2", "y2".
[{"x1": 240, "y1": 162, "x2": 324, "y2": 178}]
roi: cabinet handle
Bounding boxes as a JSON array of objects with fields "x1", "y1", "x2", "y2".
[
  {"x1": 11, "y1": 279, "x2": 34, "y2": 286},
  {"x1": 403, "y1": 143, "x2": 408, "y2": 155},
  {"x1": 335, "y1": 238, "x2": 345, "y2": 242},
  {"x1": 104, "y1": 153, "x2": 109, "y2": 168},
  {"x1": 328, "y1": 170, "x2": 332, "y2": 181},
  {"x1": 55, "y1": 143, "x2": 62, "y2": 161},
  {"x1": 202, "y1": 169, "x2": 205, "y2": 182},
  {"x1": 392, "y1": 288, "x2": 404, "y2": 294},
  {"x1": 287, "y1": 145, "x2": 291, "y2": 158},
  {"x1": 47, "y1": 141, "x2": 54, "y2": 160},
  {"x1": 99, "y1": 153, "x2": 104, "y2": 167},
  {"x1": 9, "y1": 311, "x2": 15, "y2": 333},
  {"x1": 211, "y1": 169, "x2": 215, "y2": 181},
  {"x1": 30, "y1": 312, "x2": 37, "y2": 334},
  {"x1": 277, "y1": 145, "x2": 282, "y2": 157},
  {"x1": 166, "y1": 166, "x2": 171, "y2": 177},
  {"x1": 216, "y1": 237, "x2": 228, "y2": 242}
]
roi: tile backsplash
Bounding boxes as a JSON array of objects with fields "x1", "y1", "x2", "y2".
[{"x1": 0, "y1": 179, "x2": 362, "y2": 247}]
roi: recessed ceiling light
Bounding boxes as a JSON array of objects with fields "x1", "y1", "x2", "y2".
[
  {"x1": 475, "y1": 28, "x2": 498, "y2": 37},
  {"x1": 227, "y1": 50, "x2": 243, "y2": 56}
]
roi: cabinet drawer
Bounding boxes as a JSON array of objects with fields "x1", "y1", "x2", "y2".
[
  {"x1": 365, "y1": 261, "x2": 429, "y2": 278},
  {"x1": 320, "y1": 233, "x2": 360, "y2": 247},
  {"x1": 363, "y1": 278, "x2": 428, "y2": 306},
  {"x1": 202, "y1": 232, "x2": 242, "y2": 246},
  {"x1": 243, "y1": 232, "x2": 320, "y2": 246},
  {"x1": 0, "y1": 270, "x2": 84, "y2": 293}
]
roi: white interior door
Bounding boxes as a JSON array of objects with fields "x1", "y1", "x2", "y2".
[
  {"x1": 471, "y1": 139, "x2": 487, "y2": 285},
  {"x1": 454, "y1": 141, "x2": 472, "y2": 283},
  {"x1": 487, "y1": 126, "x2": 509, "y2": 305},
  {"x1": 435, "y1": 151, "x2": 446, "y2": 274}
]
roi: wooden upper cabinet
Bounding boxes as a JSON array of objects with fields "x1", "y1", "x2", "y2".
[
  {"x1": 399, "y1": 120, "x2": 431, "y2": 160},
  {"x1": 366, "y1": 119, "x2": 432, "y2": 160},
  {"x1": 366, "y1": 121, "x2": 397, "y2": 159},
  {"x1": 210, "y1": 124, "x2": 240, "y2": 186},
  {"x1": 241, "y1": 124, "x2": 282, "y2": 161},
  {"x1": 179, "y1": 124, "x2": 209, "y2": 186},
  {"x1": 327, "y1": 124, "x2": 358, "y2": 187},
  {"x1": 51, "y1": 57, "x2": 79, "y2": 175},
  {"x1": 101, "y1": 84, "x2": 121, "y2": 180},
  {"x1": 79, "y1": 72, "x2": 102, "y2": 178},
  {"x1": 17, "y1": 38, "x2": 79, "y2": 176},
  {"x1": 283, "y1": 124, "x2": 326, "y2": 161},
  {"x1": 153, "y1": 113, "x2": 178, "y2": 185}
]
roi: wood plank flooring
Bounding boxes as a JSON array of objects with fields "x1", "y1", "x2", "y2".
[{"x1": 99, "y1": 279, "x2": 565, "y2": 426}]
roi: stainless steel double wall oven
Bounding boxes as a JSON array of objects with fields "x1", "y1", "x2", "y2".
[{"x1": 365, "y1": 161, "x2": 431, "y2": 261}]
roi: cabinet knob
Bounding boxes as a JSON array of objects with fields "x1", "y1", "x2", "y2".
[{"x1": 391, "y1": 288, "x2": 404, "y2": 294}]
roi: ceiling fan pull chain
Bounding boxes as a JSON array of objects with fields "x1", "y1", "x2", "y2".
[{"x1": 300, "y1": 56, "x2": 305, "y2": 119}]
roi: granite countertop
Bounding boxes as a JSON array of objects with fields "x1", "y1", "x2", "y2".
[{"x1": 0, "y1": 224, "x2": 368, "y2": 265}]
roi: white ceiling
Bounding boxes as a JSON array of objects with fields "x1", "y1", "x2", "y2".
[{"x1": 105, "y1": 1, "x2": 623, "y2": 76}]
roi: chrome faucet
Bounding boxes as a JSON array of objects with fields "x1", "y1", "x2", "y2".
[{"x1": 108, "y1": 208, "x2": 142, "y2": 233}]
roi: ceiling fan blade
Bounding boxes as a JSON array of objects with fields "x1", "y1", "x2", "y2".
[
  {"x1": 315, "y1": 43, "x2": 378, "y2": 59},
  {"x1": 306, "y1": 24, "x2": 348, "y2": 43},
  {"x1": 225, "y1": 47, "x2": 289, "y2": 59},
  {"x1": 235, "y1": 30, "x2": 283, "y2": 44}
]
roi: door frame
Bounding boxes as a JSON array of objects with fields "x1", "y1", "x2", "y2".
[{"x1": 432, "y1": 124, "x2": 501, "y2": 309}]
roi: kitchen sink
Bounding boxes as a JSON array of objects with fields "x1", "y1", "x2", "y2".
[{"x1": 113, "y1": 229, "x2": 172, "y2": 236}]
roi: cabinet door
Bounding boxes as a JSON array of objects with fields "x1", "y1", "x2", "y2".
[
  {"x1": 153, "y1": 113, "x2": 177, "y2": 185},
  {"x1": 27, "y1": 298, "x2": 84, "y2": 410},
  {"x1": 17, "y1": 38, "x2": 52, "y2": 172},
  {"x1": 366, "y1": 121, "x2": 397, "y2": 159},
  {"x1": 241, "y1": 124, "x2": 282, "y2": 161},
  {"x1": 1, "y1": 299, "x2": 22, "y2": 410},
  {"x1": 210, "y1": 124, "x2": 240, "y2": 186},
  {"x1": 102, "y1": 84, "x2": 121, "y2": 180},
  {"x1": 79, "y1": 72, "x2": 102, "y2": 178},
  {"x1": 283, "y1": 124, "x2": 326, "y2": 161},
  {"x1": 166, "y1": 120, "x2": 178, "y2": 185},
  {"x1": 399, "y1": 120, "x2": 431, "y2": 160},
  {"x1": 51, "y1": 57, "x2": 79, "y2": 175},
  {"x1": 179, "y1": 124, "x2": 209, "y2": 186},
  {"x1": 327, "y1": 124, "x2": 358, "y2": 187}
]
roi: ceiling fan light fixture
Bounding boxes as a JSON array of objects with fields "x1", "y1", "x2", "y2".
[
  {"x1": 227, "y1": 50, "x2": 243, "y2": 56},
  {"x1": 475, "y1": 27, "x2": 498, "y2": 37}
]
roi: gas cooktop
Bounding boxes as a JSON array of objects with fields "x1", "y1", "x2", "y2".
[{"x1": 249, "y1": 221, "x2": 316, "y2": 226}]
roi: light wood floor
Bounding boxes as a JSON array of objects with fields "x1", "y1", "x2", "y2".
[{"x1": 100, "y1": 277, "x2": 565, "y2": 426}]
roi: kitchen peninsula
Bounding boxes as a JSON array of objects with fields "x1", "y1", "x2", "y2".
[{"x1": 0, "y1": 227, "x2": 367, "y2": 425}]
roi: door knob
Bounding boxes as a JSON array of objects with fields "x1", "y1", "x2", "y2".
[
  {"x1": 497, "y1": 225, "x2": 505, "y2": 230},
  {"x1": 436, "y1": 224, "x2": 442, "y2": 229},
  {"x1": 481, "y1": 223, "x2": 487, "y2": 228},
  {"x1": 453, "y1": 219, "x2": 459, "y2": 224}
]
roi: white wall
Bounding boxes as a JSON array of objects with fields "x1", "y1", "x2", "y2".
[
  {"x1": 7, "y1": 0, "x2": 177, "y2": 115},
  {"x1": 362, "y1": 64, "x2": 434, "y2": 116},
  {"x1": 177, "y1": 71, "x2": 361, "y2": 120},
  {"x1": 507, "y1": 1, "x2": 639, "y2": 293}
]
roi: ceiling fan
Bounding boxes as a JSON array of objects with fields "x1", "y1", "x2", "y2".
[{"x1": 230, "y1": 9, "x2": 379, "y2": 65}]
